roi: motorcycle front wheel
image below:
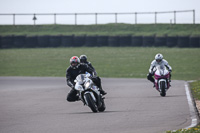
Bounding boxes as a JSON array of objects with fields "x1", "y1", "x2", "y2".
[
  {"x1": 160, "y1": 81, "x2": 166, "y2": 97},
  {"x1": 98, "y1": 98, "x2": 106, "y2": 112},
  {"x1": 85, "y1": 93, "x2": 98, "y2": 113}
]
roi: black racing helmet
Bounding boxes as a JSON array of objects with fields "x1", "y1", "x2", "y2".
[{"x1": 80, "y1": 55, "x2": 87, "y2": 63}]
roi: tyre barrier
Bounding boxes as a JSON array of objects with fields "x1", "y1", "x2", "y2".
[
  {"x1": 108, "y1": 36, "x2": 119, "y2": 47},
  {"x1": 26, "y1": 36, "x2": 38, "y2": 48},
  {"x1": 37, "y1": 35, "x2": 49, "y2": 47},
  {"x1": 177, "y1": 36, "x2": 190, "y2": 48},
  {"x1": 14, "y1": 35, "x2": 26, "y2": 48},
  {"x1": 0, "y1": 36, "x2": 1, "y2": 48},
  {"x1": 1, "y1": 35, "x2": 14, "y2": 48},
  {"x1": 49, "y1": 35, "x2": 61, "y2": 47},
  {"x1": 154, "y1": 36, "x2": 166, "y2": 47},
  {"x1": 0, "y1": 35, "x2": 200, "y2": 48},
  {"x1": 119, "y1": 35, "x2": 132, "y2": 47},
  {"x1": 190, "y1": 36, "x2": 200, "y2": 48},
  {"x1": 143, "y1": 36, "x2": 155, "y2": 47},
  {"x1": 166, "y1": 36, "x2": 178, "y2": 47},
  {"x1": 97, "y1": 36, "x2": 108, "y2": 47},
  {"x1": 85, "y1": 36, "x2": 97, "y2": 47},
  {"x1": 131, "y1": 36, "x2": 143, "y2": 46},
  {"x1": 74, "y1": 36, "x2": 85, "y2": 47},
  {"x1": 61, "y1": 35, "x2": 74, "y2": 47}
]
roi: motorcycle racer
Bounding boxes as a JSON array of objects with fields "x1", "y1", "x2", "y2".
[
  {"x1": 147, "y1": 53, "x2": 172, "y2": 86},
  {"x1": 80, "y1": 55, "x2": 107, "y2": 95},
  {"x1": 66, "y1": 56, "x2": 106, "y2": 102},
  {"x1": 80, "y1": 55, "x2": 97, "y2": 75}
]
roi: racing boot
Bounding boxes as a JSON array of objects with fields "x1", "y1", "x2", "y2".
[
  {"x1": 100, "y1": 90, "x2": 107, "y2": 95},
  {"x1": 169, "y1": 72, "x2": 172, "y2": 82},
  {"x1": 99, "y1": 86, "x2": 107, "y2": 95}
]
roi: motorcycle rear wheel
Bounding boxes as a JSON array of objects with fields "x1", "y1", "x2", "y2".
[{"x1": 85, "y1": 93, "x2": 98, "y2": 113}]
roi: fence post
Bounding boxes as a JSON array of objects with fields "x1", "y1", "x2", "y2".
[
  {"x1": 174, "y1": 11, "x2": 176, "y2": 24},
  {"x1": 193, "y1": 10, "x2": 195, "y2": 24},
  {"x1": 54, "y1": 13, "x2": 56, "y2": 25},
  {"x1": 155, "y1": 12, "x2": 157, "y2": 24},
  {"x1": 33, "y1": 14, "x2": 37, "y2": 25},
  {"x1": 135, "y1": 12, "x2": 137, "y2": 24},
  {"x1": 95, "y1": 13, "x2": 97, "y2": 25},
  {"x1": 13, "y1": 14, "x2": 15, "y2": 26},
  {"x1": 115, "y1": 13, "x2": 117, "y2": 24},
  {"x1": 75, "y1": 13, "x2": 77, "y2": 25}
]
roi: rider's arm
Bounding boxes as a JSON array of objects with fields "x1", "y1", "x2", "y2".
[
  {"x1": 88, "y1": 62, "x2": 97, "y2": 76},
  {"x1": 149, "y1": 60, "x2": 155, "y2": 74},
  {"x1": 163, "y1": 59, "x2": 172, "y2": 72},
  {"x1": 66, "y1": 69, "x2": 75, "y2": 89},
  {"x1": 84, "y1": 64, "x2": 96, "y2": 77}
]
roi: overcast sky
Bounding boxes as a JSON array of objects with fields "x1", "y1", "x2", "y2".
[{"x1": 0, "y1": 0, "x2": 200, "y2": 24}]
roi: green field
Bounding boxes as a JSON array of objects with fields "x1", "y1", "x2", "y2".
[
  {"x1": 0, "y1": 47, "x2": 199, "y2": 80},
  {"x1": 0, "y1": 24, "x2": 200, "y2": 36}
]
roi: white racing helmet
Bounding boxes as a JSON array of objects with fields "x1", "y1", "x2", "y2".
[{"x1": 155, "y1": 53, "x2": 163, "y2": 62}]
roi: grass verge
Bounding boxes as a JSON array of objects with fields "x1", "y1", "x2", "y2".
[{"x1": 0, "y1": 47, "x2": 200, "y2": 80}]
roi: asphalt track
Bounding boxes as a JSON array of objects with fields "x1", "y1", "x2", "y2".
[{"x1": 0, "y1": 77, "x2": 197, "y2": 133}]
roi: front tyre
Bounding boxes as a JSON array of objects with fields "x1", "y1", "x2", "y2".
[
  {"x1": 85, "y1": 93, "x2": 98, "y2": 113},
  {"x1": 98, "y1": 98, "x2": 106, "y2": 112},
  {"x1": 160, "y1": 81, "x2": 166, "y2": 97}
]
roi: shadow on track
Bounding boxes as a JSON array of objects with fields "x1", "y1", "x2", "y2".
[{"x1": 67, "y1": 110, "x2": 125, "y2": 114}]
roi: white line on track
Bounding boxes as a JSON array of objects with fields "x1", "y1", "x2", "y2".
[{"x1": 184, "y1": 82, "x2": 199, "y2": 129}]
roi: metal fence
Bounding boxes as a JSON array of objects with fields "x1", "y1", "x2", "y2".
[{"x1": 0, "y1": 10, "x2": 195, "y2": 25}]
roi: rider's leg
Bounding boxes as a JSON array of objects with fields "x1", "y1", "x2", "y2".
[
  {"x1": 66, "y1": 89, "x2": 79, "y2": 102},
  {"x1": 92, "y1": 77, "x2": 107, "y2": 95},
  {"x1": 147, "y1": 73, "x2": 155, "y2": 87},
  {"x1": 169, "y1": 73, "x2": 172, "y2": 82},
  {"x1": 147, "y1": 73, "x2": 155, "y2": 83}
]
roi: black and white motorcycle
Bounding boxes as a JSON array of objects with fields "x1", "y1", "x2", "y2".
[{"x1": 74, "y1": 74, "x2": 106, "y2": 113}]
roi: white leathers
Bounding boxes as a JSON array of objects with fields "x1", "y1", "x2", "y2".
[{"x1": 149, "y1": 57, "x2": 172, "y2": 74}]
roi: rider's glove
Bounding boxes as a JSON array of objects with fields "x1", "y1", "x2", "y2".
[
  {"x1": 89, "y1": 74, "x2": 94, "y2": 79},
  {"x1": 71, "y1": 85, "x2": 75, "y2": 90},
  {"x1": 149, "y1": 71, "x2": 154, "y2": 75}
]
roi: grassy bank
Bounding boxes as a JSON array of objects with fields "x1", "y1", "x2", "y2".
[
  {"x1": 0, "y1": 47, "x2": 200, "y2": 80},
  {"x1": 191, "y1": 81, "x2": 200, "y2": 100},
  {"x1": 0, "y1": 24, "x2": 200, "y2": 36}
]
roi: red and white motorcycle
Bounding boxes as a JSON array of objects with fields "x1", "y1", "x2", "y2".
[{"x1": 154, "y1": 65, "x2": 171, "y2": 97}]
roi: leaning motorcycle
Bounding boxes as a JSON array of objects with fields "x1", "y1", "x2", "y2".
[
  {"x1": 154, "y1": 65, "x2": 171, "y2": 97},
  {"x1": 74, "y1": 74, "x2": 106, "y2": 113}
]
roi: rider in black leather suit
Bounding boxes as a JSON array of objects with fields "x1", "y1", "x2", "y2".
[{"x1": 66, "y1": 56, "x2": 106, "y2": 102}]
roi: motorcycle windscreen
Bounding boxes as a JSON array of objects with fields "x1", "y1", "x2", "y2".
[{"x1": 76, "y1": 74, "x2": 86, "y2": 85}]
